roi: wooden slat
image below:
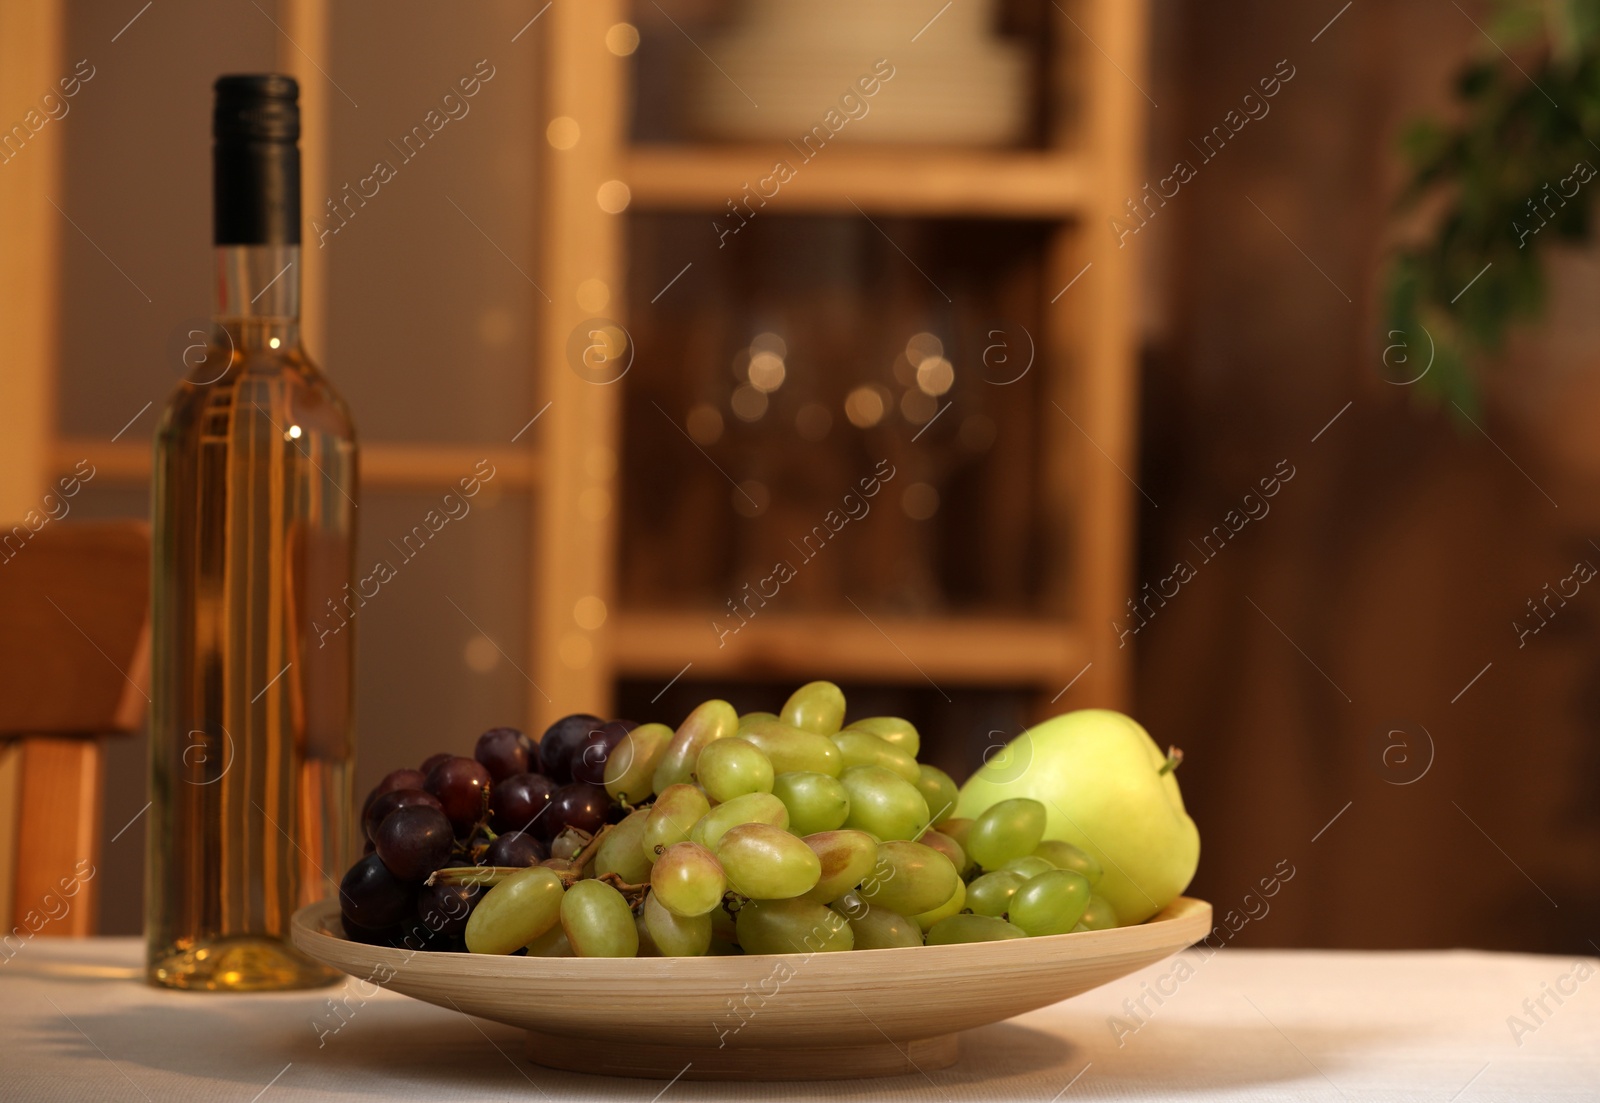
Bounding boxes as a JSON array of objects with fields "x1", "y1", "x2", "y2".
[
  {"x1": 1054, "y1": 0, "x2": 1148, "y2": 712},
  {"x1": 0, "y1": 744, "x2": 18, "y2": 941},
  {"x1": 52, "y1": 440, "x2": 538, "y2": 489},
  {"x1": 0, "y1": 0, "x2": 65, "y2": 936},
  {"x1": 627, "y1": 146, "x2": 1090, "y2": 218},
  {"x1": 359, "y1": 445, "x2": 536, "y2": 488},
  {"x1": 532, "y1": 3, "x2": 628, "y2": 727},
  {"x1": 611, "y1": 611, "x2": 1085, "y2": 687},
  {"x1": 11, "y1": 739, "x2": 101, "y2": 937},
  {"x1": 0, "y1": 522, "x2": 151, "y2": 738},
  {"x1": 279, "y1": 0, "x2": 330, "y2": 362},
  {"x1": 0, "y1": 1, "x2": 62, "y2": 529}
]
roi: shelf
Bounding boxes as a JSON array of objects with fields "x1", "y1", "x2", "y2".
[
  {"x1": 625, "y1": 146, "x2": 1090, "y2": 219},
  {"x1": 53, "y1": 440, "x2": 538, "y2": 489},
  {"x1": 610, "y1": 610, "x2": 1086, "y2": 688}
]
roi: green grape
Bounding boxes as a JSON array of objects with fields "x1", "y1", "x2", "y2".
[
  {"x1": 770, "y1": 771, "x2": 851, "y2": 835},
  {"x1": 643, "y1": 890, "x2": 713, "y2": 956},
  {"x1": 710, "y1": 902, "x2": 738, "y2": 945},
  {"x1": 831, "y1": 730, "x2": 920, "y2": 784},
  {"x1": 737, "y1": 710, "x2": 778, "y2": 728},
  {"x1": 635, "y1": 910, "x2": 659, "y2": 957},
  {"x1": 841, "y1": 716, "x2": 920, "y2": 759},
  {"x1": 910, "y1": 877, "x2": 966, "y2": 932},
  {"x1": 839, "y1": 765, "x2": 930, "y2": 841},
  {"x1": 831, "y1": 892, "x2": 923, "y2": 949},
  {"x1": 525, "y1": 924, "x2": 573, "y2": 957},
  {"x1": 800, "y1": 829, "x2": 878, "y2": 903},
  {"x1": 736, "y1": 897, "x2": 853, "y2": 955},
  {"x1": 1078, "y1": 895, "x2": 1119, "y2": 931},
  {"x1": 940, "y1": 817, "x2": 974, "y2": 851},
  {"x1": 1000, "y1": 855, "x2": 1055, "y2": 880},
  {"x1": 603, "y1": 721, "x2": 674, "y2": 802},
  {"x1": 560, "y1": 879, "x2": 639, "y2": 957},
  {"x1": 594, "y1": 808, "x2": 654, "y2": 884},
  {"x1": 966, "y1": 798, "x2": 1048, "y2": 870},
  {"x1": 652, "y1": 699, "x2": 738, "y2": 792},
  {"x1": 715, "y1": 823, "x2": 822, "y2": 899},
  {"x1": 650, "y1": 841, "x2": 727, "y2": 917},
  {"x1": 914, "y1": 764, "x2": 959, "y2": 825},
  {"x1": 738, "y1": 717, "x2": 844, "y2": 777},
  {"x1": 968, "y1": 870, "x2": 1025, "y2": 918},
  {"x1": 919, "y1": 829, "x2": 967, "y2": 876},
  {"x1": 926, "y1": 914, "x2": 1027, "y2": 945},
  {"x1": 780, "y1": 680, "x2": 847, "y2": 735},
  {"x1": 1033, "y1": 840, "x2": 1103, "y2": 886},
  {"x1": 640, "y1": 783, "x2": 711, "y2": 862},
  {"x1": 465, "y1": 866, "x2": 564, "y2": 955},
  {"x1": 695, "y1": 737, "x2": 774, "y2": 802},
  {"x1": 688, "y1": 792, "x2": 789, "y2": 850},
  {"x1": 857, "y1": 840, "x2": 957, "y2": 916},
  {"x1": 1008, "y1": 870, "x2": 1091, "y2": 936}
]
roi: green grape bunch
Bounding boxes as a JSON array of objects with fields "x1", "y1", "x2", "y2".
[{"x1": 371, "y1": 680, "x2": 1133, "y2": 959}]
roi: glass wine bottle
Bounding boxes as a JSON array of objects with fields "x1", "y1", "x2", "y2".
[{"x1": 147, "y1": 75, "x2": 357, "y2": 990}]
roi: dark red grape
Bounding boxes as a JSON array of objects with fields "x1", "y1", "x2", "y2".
[
  {"x1": 360, "y1": 767, "x2": 427, "y2": 823},
  {"x1": 424, "y1": 756, "x2": 493, "y2": 834},
  {"x1": 492, "y1": 772, "x2": 558, "y2": 835},
  {"x1": 340, "y1": 853, "x2": 413, "y2": 930},
  {"x1": 474, "y1": 726, "x2": 532, "y2": 782},
  {"x1": 551, "y1": 782, "x2": 610, "y2": 837},
  {"x1": 374, "y1": 804, "x2": 454, "y2": 882},
  {"x1": 344, "y1": 920, "x2": 399, "y2": 946},
  {"x1": 419, "y1": 751, "x2": 454, "y2": 776},
  {"x1": 538, "y1": 713, "x2": 603, "y2": 784},
  {"x1": 391, "y1": 916, "x2": 457, "y2": 953},
  {"x1": 363, "y1": 787, "x2": 444, "y2": 843},
  {"x1": 416, "y1": 881, "x2": 480, "y2": 939},
  {"x1": 486, "y1": 830, "x2": 547, "y2": 868},
  {"x1": 570, "y1": 720, "x2": 637, "y2": 785}
]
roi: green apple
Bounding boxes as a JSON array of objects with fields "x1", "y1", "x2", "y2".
[{"x1": 955, "y1": 709, "x2": 1198, "y2": 925}]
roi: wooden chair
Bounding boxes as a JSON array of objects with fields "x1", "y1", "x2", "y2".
[{"x1": 0, "y1": 521, "x2": 149, "y2": 937}]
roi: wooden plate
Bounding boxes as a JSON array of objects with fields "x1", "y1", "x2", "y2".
[{"x1": 291, "y1": 895, "x2": 1211, "y2": 1081}]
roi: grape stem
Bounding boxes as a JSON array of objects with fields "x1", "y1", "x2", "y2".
[
  {"x1": 1158, "y1": 746, "x2": 1184, "y2": 776},
  {"x1": 428, "y1": 865, "x2": 522, "y2": 888},
  {"x1": 598, "y1": 872, "x2": 650, "y2": 907},
  {"x1": 558, "y1": 823, "x2": 614, "y2": 884},
  {"x1": 428, "y1": 828, "x2": 614, "y2": 891}
]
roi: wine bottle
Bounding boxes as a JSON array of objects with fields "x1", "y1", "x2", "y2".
[{"x1": 146, "y1": 75, "x2": 357, "y2": 990}]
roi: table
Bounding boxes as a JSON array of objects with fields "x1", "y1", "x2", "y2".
[{"x1": 3, "y1": 939, "x2": 1596, "y2": 1100}]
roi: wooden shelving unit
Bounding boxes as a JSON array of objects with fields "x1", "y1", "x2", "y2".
[
  {"x1": 626, "y1": 146, "x2": 1092, "y2": 217},
  {"x1": 532, "y1": 0, "x2": 1150, "y2": 727},
  {"x1": 54, "y1": 440, "x2": 540, "y2": 490},
  {"x1": 17, "y1": 2, "x2": 1149, "y2": 743},
  {"x1": 612, "y1": 611, "x2": 1085, "y2": 686}
]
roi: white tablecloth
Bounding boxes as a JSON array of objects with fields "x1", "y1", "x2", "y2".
[{"x1": 1, "y1": 939, "x2": 1595, "y2": 1101}]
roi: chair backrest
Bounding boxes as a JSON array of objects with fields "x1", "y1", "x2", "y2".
[{"x1": 0, "y1": 520, "x2": 149, "y2": 938}]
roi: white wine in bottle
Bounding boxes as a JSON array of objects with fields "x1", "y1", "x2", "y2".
[{"x1": 147, "y1": 75, "x2": 356, "y2": 991}]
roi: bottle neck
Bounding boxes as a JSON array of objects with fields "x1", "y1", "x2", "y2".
[{"x1": 214, "y1": 244, "x2": 300, "y2": 350}]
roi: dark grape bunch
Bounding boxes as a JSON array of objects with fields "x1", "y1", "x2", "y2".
[
  {"x1": 340, "y1": 713, "x2": 633, "y2": 951},
  {"x1": 339, "y1": 682, "x2": 1126, "y2": 959}
]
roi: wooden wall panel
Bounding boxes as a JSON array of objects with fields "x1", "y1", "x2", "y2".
[
  {"x1": 532, "y1": 1, "x2": 629, "y2": 726},
  {"x1": 0, "y1": 0, "x2": 65, "y2": 935}
]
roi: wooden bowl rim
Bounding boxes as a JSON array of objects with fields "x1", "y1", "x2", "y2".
[{"x1": 291, "y1": 894, "x2": 1213, "y2": 974}]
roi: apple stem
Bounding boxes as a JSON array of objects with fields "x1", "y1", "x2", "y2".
[{"x1": 1158, "y1": 746, "x2": 1184, "y2": 776}]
